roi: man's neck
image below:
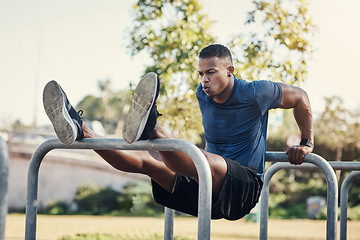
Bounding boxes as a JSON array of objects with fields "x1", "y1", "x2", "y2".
[{"x1": 213, "y1": 76, "x2": 235, "y2": 103}]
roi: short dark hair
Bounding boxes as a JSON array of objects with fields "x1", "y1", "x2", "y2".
[{"x1": 199, "y1": 44, "x2": 233, "y2": 64}]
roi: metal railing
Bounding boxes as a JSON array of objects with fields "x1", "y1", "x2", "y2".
[
  {"x1": 25, "y1": 138, "x2": 212, "y2": 240},
  {"x1": 0, "y1": 136, "x2": 9, "y2": 240},
  {"x1": 260, "y1": 153, "x2": 360, "y2": 240},
  {"x1": 164, "y1": 207, "x2": 175, "y2": 239},
  {"x1": 25, "y1": 139, "x2": 360, "y2": 240}
]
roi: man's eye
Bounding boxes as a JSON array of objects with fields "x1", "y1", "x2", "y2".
[{"x1": 198, "y1": 72, "x2": 204, "y2": 76}]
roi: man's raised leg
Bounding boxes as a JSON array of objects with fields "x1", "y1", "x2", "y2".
[
  {"x1": 43, "y1": 79, "x2": 176, "y2": 192},
  {"x1": 123, "y1": 72, "x2": 227, "y2": 197},
  {"x1": 148, "y1": 122, "x2": 227, "y2": 197},
  {"x1": 82, "y1": 123, "x2": 176, "y2": 191}
]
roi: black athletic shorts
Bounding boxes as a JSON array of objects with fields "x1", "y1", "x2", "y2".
[{"x1": 151, "y1": 157, "x2": 263, "y2": 221}]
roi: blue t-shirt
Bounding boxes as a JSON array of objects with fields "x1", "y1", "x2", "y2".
[{"x1": 196, "y1": 76, "x2": 282, "y2": 180}]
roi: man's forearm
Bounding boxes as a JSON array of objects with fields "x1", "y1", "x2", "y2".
[
  {"x1": 293, "y1": 91, "x2": 314, "y2": 143},
  {"x1": 278, "y1": 82, "x2": 314, "y2": 144}
]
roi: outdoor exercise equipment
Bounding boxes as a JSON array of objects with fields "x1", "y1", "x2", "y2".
[
  {"x1": 24, "y1": 139, "x2": 360, "y2": 239},
  {"x1": 0, "y1": 136, "x2": 9, "y2": 240},
  {"x1": 25, "y1": 138, "x2": 211, "y2": 240},
  {"x1": 260, "y1": 157, "x2": 360, "y2": 240}
]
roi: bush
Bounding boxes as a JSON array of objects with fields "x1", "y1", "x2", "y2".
[
  {"x1": 317, "y1": 205, "x2": 360, "y2": 221},
  {"x1": 41, "y1": 199, "x2": 71, "y2": 215},
  {"x1": 346, "y1": 175, "x2": 360, "y2": 207},
  {"x1": 267, "y1": 169, "x2": 327, "y2": 219},
  {"x1": 268, "y1": 194, "x2": 308, "y2": 219},
  {"x1": 347, "y1": 205, "x2": 360, "y2": 220},
  {"x1": 121, "y1": 182, "x2": 164, "y2": 216},
  {"x1": 42, "y1": 181, "x2": 164, "y2": 217},
  {"x1": 74, "y1": 183, "x2": 122, "y2": 215}
]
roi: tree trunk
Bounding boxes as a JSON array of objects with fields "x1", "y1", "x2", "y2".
[{"x1": 335, "y1": 144, "x2": 343, "y2": 180}]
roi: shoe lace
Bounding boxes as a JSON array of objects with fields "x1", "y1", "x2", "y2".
[
  {"x1": 154, "y1": 105, "x2": 162, "y2": 117},
  {"x1": 77, "y1": 110, "x2": 84, "y2": 117}
]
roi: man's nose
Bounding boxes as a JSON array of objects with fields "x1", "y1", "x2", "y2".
[{"x1": 201, "y1": 75, "x2": 209, "y2": 83}]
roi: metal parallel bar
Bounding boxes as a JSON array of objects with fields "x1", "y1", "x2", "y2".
[
  {"x1": 164, "y1": 207, "x2": 174, "y2": 240},
  {"x1": 259, "y1": 158, "x2": 360, "y2": 240},
  {"x1": 266, "y1": 161, "x2": 360, "y2": 171},
  {"x1": 323, "y1": 162, "x2": 360, "y2": 171},
  {"x1": 260, "y1": 152, "x2": 338, "y2": 240},
  {"x1": 340, "y1": 171, "x2": 360, "y2": 240},
  {"x1": 0, "y1": 137, "x2": 9, "y2": 240},
  {"x1": 25, "y1": 138, "x2": 212, "y2": 240}
]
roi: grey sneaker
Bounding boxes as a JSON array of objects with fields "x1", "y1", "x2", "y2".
[
  {"x1": 43, "y1": 80, "x2": 84, "y2": 144},
  {"x1": 122, "y1": 72, "x2": 161, "y2": 144}
]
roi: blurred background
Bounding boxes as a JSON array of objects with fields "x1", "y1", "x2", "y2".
[
  {"x1": 1, "y1": 1, "x2": 360, "y2": 238},
  {"x1": 1, "y1": 0, "x2": 360, "y2": 129}
]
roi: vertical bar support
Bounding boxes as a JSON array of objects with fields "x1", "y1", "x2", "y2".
[
  {"x1": 259, "y1": 162, "x2": 279, "y2": 240},
  {"x1": 260, "y1": 152, "x2": 338, "y2": 240},
  {"x1": 0, "y1": 136, "x2": 9, "y2": 240},
  {"x1": 340, "y1": 171, "x2": 360, "y2": 240},
  {"x1": 164, "y1": 207, "x2": 174, "y2": 240}
]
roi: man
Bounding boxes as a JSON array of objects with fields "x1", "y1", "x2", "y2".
[{"x1": 43, "y1": 44, "x2": 313, "y2": 221}]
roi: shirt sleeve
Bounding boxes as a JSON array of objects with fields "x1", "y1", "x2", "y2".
[{"x1": 252, "y1": 80, "x2": 282, "y2": 115}]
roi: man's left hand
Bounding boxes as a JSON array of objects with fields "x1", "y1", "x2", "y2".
[{"x1": 285, "y1": 145, "x2": 313, "y2": 165}]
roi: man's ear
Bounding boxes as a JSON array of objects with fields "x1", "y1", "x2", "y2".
[{"x1": 227, "y1": 65, "x2": 235, "y2": 77}]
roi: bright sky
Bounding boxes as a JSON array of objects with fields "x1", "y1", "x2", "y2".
[{"x1": 1, "y1": 0, "x2": 360, "y2": 128}]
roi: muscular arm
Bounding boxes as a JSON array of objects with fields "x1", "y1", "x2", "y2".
[{"x1": 278, "y1": 83, "x2": 314, "y2": 164}]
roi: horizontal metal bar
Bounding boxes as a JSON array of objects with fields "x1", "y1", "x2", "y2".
[
  {"x1": 26, "y1": 138, "x2": 212, "y2": 240},
  {"x1": 265, "y1": 161, "x2": 360, "y2": 171},
  {"x1": 266, "y1": 151, "x2": 360, "y2": 170}
]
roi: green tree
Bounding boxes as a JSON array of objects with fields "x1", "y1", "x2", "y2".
[
  {"x1": 128, "y1": 0, "x2": 316, "y2": 143},
  {"x1": 128, "y1": 0, "x2": 216, "y2": 143},
  {"x1": 314, "y1": 96, "x2": 360, "y2": 179},
  {"x1": 229, "y1": 0, "x2": 316, "y2": 84},
  {"x1": 315, "y1": 96, "x2": 352, "y2": 162},
  {"x1": 11, "y1": 119, "x2": 31, "y2": 132},
  {"x1": 77, "y1": 79, "x2": 132, "y2": 135}
]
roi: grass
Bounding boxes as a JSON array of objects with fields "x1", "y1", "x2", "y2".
[
  {"x1": 5, "y1": 213, "x2": 360, "y2": 240},
  {"x1": 59, "y1": 233, "x2": 192, "y2": 240}
]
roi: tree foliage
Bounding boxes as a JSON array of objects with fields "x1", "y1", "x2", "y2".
[
  {"x1": 314, "y1": 96, "x2": 360, "y2": 161},
  {"x1": 76, "y1": 1, "x2": 317, "y2": 141},
  {"x1": 229, "y1": 0, "x2": 316, "y2": 84},
  {"x1": 129, "y1": 0, "x2": 215, "y2": 91},
  {"x1": 128, "y1": 0, "x2": 216, "y2": 142},
  {"x1": 76, "y1": 79, "x2": 133, "y2": 135},
  {"x1": 127, "y1": 0, "x2": 316, "y2": 143}
]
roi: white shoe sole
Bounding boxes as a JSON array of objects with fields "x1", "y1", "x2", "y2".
[
  {"x1": 43, "y1": 80, "x2": 77, "y2": 144},
  {"x1": 122, "y1": 72, "x2": 158, "y2": 144}
]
